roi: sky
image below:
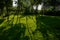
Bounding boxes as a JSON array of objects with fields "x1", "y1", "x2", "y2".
[
  {"x1": 38, "y1": 3, "x2": 43, "y2": 10},
  {"x1": 13, "y1": 0, "x2": 18, "y2": 7},
  {"x1": 33, "y1": 3, "x2": 43, "y2": 10}
]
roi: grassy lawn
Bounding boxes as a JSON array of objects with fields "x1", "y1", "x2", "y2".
[{"x1": 0, "y1": 15, "x2": 60, "y2": 40}]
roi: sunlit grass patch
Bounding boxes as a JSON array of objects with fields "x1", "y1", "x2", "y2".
[{"x1": 0, "y1": 15, "x2": 37, "y2": 32}]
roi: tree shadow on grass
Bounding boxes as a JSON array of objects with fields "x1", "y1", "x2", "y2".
[
  {"x1": 0, "y1": 19, "x2": 5, "y2": 24},
  {"x1": 36, "y1": 16, "x2": 60, "y2": 40},
  {"x1": 0, "y1": 23, "x2": 30, "y2": 40}
]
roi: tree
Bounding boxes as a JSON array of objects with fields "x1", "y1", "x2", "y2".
[
  {"x1": 0, "y1": 0, "x2": 5, "y2": 16},
  {"x1": 44, "y1": 0, "x2": 57, "y2": 11},
  {"x1": 0, "y1": 0, "x2": 12, "y2": 17}
]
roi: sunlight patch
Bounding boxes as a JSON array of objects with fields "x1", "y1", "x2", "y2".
[{"x1": 33, "y1": 3, "x2": 43, "y2": 10}]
